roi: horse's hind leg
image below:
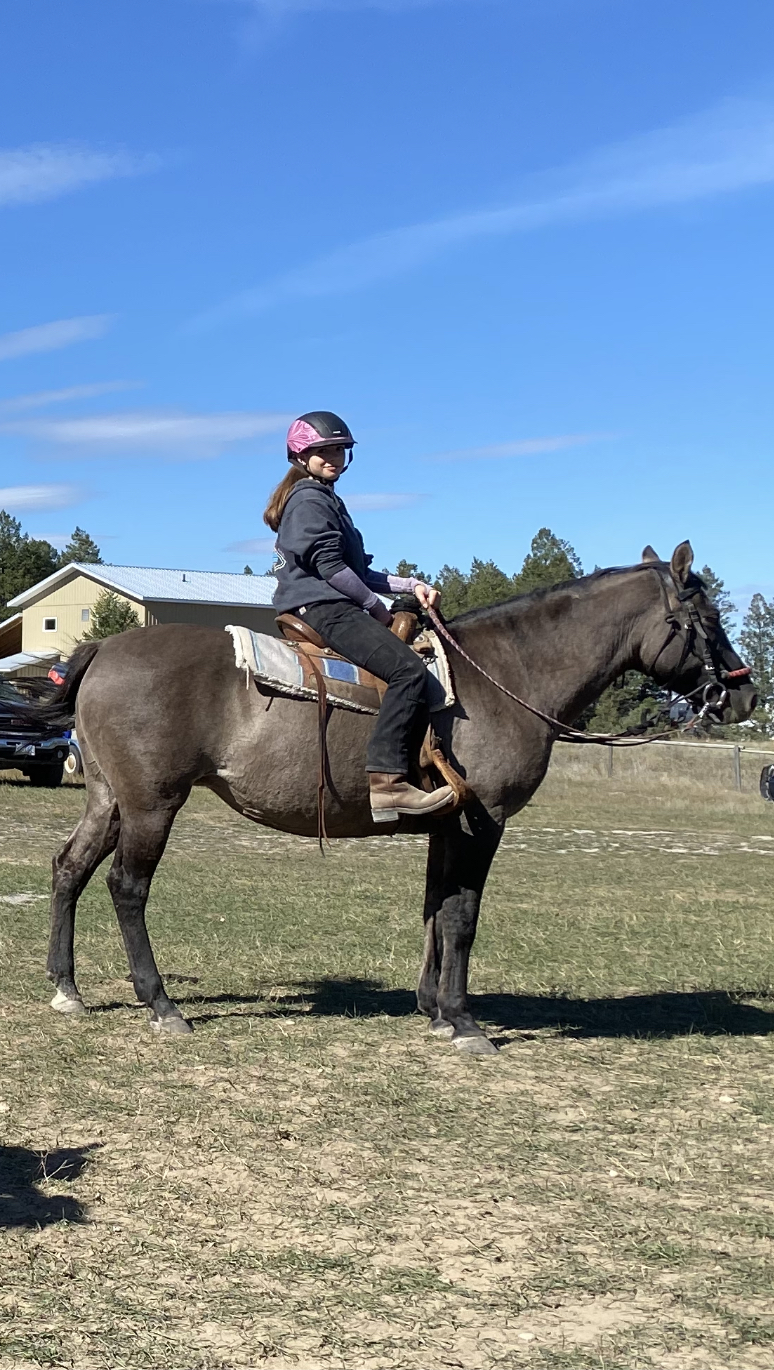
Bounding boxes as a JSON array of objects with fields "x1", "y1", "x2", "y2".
[
  {"x1": 417, "y1": 833, "x2": 447, "y2": 1030},
  {"x1": 48, "y1": 780, "x2": 120, "y2": 1016},
  {"x1": 105, "y1": 801, "x2": 191, "y2": 1035}
]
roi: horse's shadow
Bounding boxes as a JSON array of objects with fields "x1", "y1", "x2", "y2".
[
  {"x1": 0, "y1": 1143, "x2": 99, "y2": 1229},
  {"x1": 181, "y1": 978, "x2": 774, "y2": 1039}
]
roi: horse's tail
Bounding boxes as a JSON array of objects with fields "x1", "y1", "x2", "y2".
[{"x1": 28, "y1": 641, "x2": 102, "y2": 730}]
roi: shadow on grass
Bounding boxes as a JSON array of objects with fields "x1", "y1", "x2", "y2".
[
  {"x1": 0, "y1": 1143, "x2": 99, "y2": 1229},
  {"x1": 176, "y1": 978, "x2": 774, "y2": 1039}
]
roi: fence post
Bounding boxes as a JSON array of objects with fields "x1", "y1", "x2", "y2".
[
  {"x1": 607, "y1": 745, "x2": 613, "y2": 778},
  {"x1": 733, "y1": 745, "x2": 742, "y2": 791}
]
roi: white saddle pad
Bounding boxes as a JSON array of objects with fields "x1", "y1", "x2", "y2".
[{"x1": 225, "y1": 625, "x2": 454, "y2": 715}]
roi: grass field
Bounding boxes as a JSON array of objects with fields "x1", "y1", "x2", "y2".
[{"x1": 2, "y1": 745, "x2": 774, "y2": 1369}]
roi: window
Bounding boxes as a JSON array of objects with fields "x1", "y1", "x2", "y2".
[
  {"x1": 42, "y1": 617, "x2": 57, "y2": 632},
  {"x1": 81, "y1": 608, "x2": 90, "y2": 622}
]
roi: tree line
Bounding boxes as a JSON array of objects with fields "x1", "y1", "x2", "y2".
[
  {"x1": 0, "y1": 511, "x2": 140, "y2": 639},
  {"x1": 0, "y1": 512, "x2": 102, "y2": 620}
]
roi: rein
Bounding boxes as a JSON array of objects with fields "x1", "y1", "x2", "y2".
[{"x1": 426, "y1": 573, "x2": 751, "y2": 749}]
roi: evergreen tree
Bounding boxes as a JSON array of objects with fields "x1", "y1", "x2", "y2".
[
  {"x1": 584, "y1": 672, "x2": 666, "y2": 735},
  {"x1": 513, "y1": 527, "x2": 583, "y2": 595},
  {"x1": 739, "y1": 593, "x2": 774, "y2": 726},
  {"x1": 433, "y1": 531, "x2": 583, "y2": 618},
  {"x1": 435, "y1": 564, "x2": 474, "y2": 618},
  {"x1": 81, "y1": 590, "x2": 141, "y2": 640},
  {"x1": 0, "y1": 511, "x2": 58, "y2": 621},
  {"x1": 393, "y1": 558, "x2": 432, "y2": 583},
  {"x1": 462, "y1": 558, "x2": 515, "y2": 611},
  {"x1": 58, "y1": 526, "x2": 102, "y2": 566},
  {"x1": 699, "y1": 564, "x2": 735, "y2": 631},
  {"x1": 243, "y1": 565, "x2": 254, "y2": 575}
]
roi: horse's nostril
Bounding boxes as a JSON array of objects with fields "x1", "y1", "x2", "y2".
[{"x1": 749, "y1": 693, "x2": 759, "y2": 713}]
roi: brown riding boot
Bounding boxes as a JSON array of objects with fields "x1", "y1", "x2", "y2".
[{"x1": 369, "y1": 773, "x2": 456, "y2": 822}]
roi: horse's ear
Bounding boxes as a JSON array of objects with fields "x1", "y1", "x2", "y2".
[
  {"x1": 670, "y1": 540, "x2": 694, "y2": 586},
  {"x1": 641, "y1": 545, "x2": 660, "y2": 563}
]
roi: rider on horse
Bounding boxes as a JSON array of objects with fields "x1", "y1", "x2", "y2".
[{"x1": 264, "y1": 411, "x2": 455, "y2": 821}]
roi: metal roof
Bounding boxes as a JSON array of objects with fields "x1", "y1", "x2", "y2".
[
  {"x1": 8, "y1": 563, "x2": 277, "y2": 609},
  {"x1": 0, "y1": 650, "x2": 59, "y2": 674}
]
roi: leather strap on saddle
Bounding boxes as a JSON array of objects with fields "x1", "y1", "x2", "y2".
[
  {"x1": 276, "y1": 616, "x2": 330, "y2": 847},
  {"x1": 275, "y1": 610, "x2": 470, "y2": 843}
]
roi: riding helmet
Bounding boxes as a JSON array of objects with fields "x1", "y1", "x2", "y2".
[{"x1": 286, "y1": 411, "x2": 356, "y2": 460}]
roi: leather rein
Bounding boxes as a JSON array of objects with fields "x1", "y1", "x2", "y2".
[{"x1": 426, "y1": 567, "x2": 751, "y2": 749}]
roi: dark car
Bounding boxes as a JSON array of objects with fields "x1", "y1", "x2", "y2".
[{"x1": 0, "y1": 679, "x2": 71, "y2": 786}]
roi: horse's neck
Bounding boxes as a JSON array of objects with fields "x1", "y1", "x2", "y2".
[{"x1": 457, "y1": 571, "x2": 658, "y2": 724}]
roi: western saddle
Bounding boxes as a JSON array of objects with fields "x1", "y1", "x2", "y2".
[{"x1": 275, "y1": 606, "x2": 470, "y2": 834}]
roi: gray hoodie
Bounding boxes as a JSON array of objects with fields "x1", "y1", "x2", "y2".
[{"x1": 272, "y1": 478, "x2": 385, "y2": 613}]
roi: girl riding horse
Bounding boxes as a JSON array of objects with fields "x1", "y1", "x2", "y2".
[{"x1": 264, "y1": 411, "x2": 454, "y2": 821}]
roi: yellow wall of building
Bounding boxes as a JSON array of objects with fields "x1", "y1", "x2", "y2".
[
  {"x1": 21, "y1": 574, "x2": 145, "y2": 654},
  {"x1": 20, "y1": 572, "x2": 279, "y2": 654}
]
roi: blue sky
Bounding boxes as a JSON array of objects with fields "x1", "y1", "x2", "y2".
[{"x1": 1, "y1": 0, "x2": 772, "y2": 608}]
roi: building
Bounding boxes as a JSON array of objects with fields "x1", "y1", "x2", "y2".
[{"x1": 0, "y1": 563, "x2": 279, "y2": 677}]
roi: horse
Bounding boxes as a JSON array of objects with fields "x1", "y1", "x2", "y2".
[{"x1": 30, "y1": 542, "x2": 756, "y2": 1055}]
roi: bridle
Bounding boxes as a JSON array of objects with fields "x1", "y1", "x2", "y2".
[
  {"x1": 649, "y1": 569, "x2": 751, "y2": 725},
  {"x1": 426, "y1": 564, "x2": 751, "y2": 748}
]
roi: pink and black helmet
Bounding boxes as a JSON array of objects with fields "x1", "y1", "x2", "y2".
[{"x1": 287, "y1": 411, "x2": 356, "y2": 462}]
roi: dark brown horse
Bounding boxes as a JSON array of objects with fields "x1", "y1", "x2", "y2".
[{"x1": 32, "y1": 542, "x2": 755, "y2": 1054}]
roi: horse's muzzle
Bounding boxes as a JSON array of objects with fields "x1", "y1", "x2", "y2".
[{"x1": 725, "y1": 680, "x2": 758, "y2": 723}]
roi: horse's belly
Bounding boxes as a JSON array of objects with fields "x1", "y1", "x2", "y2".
[{"x1": 212, "y1": 701, "x2": 386, "y2": 838}]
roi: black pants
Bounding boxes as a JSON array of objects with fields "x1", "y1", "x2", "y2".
[{"x1": 302, "y1": 600, "x2": 428, "y2": 775}]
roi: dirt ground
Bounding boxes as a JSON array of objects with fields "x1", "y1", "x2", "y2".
[{"x1": 1, "y1": 752, "x2": 773, "y2": 1369}]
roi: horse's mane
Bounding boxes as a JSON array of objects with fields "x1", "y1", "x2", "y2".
[{"x1": 448, "y1": 561, "x2": 704, "y2": 628}]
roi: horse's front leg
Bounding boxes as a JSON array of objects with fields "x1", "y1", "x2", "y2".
[{"x1": 434, "y1": 808, "x2": 503, "y2": 1055}]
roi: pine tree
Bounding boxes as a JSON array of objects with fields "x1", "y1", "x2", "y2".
[
  {"x1": 463, "y1": 558, "x2": 515, "y2": 611},
  {"x1": 584, "y1": 672, "x2": 666, "y2": 735},
  {"x1": 699, "y1": 564, "x2": 735, "y2": 631},
  {"x1": 513, "y1": 527, "x2": 583, "y2": 594},
  {"x1": 0, "y1": 511, "x2": 58, "y2": 620},
  {"x1": 435, "y1": 564, "x2": 474, "y2": 618},
  {"x1": 81, "y1": 590, "x2": 141, "y2": 640},
  {"x1": 58, "y1": 526, "x2": 103, "y2": 566},
  {"x1": 243, "y1": 565, "x2": 254, "y2": 575},
  {"x1": 739, "y1": 593, "x2": 774, "y2": 724},
  {"x1": 393, "y1": 558, "x2": 432, "y2": 583}
]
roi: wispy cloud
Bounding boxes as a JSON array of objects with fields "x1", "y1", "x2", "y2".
[
  {"x1": 1, "y1": 409, "x2": 291, "y2": 459},
  {"x1": 201, "y1": 94, "x2": 774, "y2": 321},
  {"x1": 428, "y1": 433, "x2": 608, "y2": 461},
  {"x1": 0, "y1": 143, "x2": 158, "y2": 208},
  {"x1": 227, "y1": 536, "x2": 277, "y2": 555},
  {"x1": 0, "y1": 484, "x2": 85, "y2": 512},
  {"x1": 345, "y1": 492, "x2": 425, "y2": 510},
  {"x1": 0, "y1": 381, "x2": 139, "y2": 414},
  {"x1": 0, "y1": 316, "x2": 115, "y2": 362}
]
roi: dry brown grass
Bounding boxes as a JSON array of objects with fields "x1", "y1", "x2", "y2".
[{"x1": 1, "y1": 746, "x2": 774, "y2": 1369}]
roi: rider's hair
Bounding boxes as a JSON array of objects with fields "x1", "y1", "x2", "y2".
[{"x1": 263, "y1": 466, "x2": 307, "y2": 531}]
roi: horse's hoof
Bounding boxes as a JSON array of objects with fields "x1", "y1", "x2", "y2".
[
  {"x1": 452, "y1": 1032, "x2": 498, "y2": 1056},
  {"x1": 50, "y1": 989, "x2": 87, "y2": 1016},
  {"x1": 429, "y1": 1017, "x2": 456, "y2": 1039},
  {"x1": 148, "y1": 1013, "x2": 192, "y2": 1036}
]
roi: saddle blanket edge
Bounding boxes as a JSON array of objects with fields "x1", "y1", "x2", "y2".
[{"x1": 225, "y1": 624, "x2": 454, "y2": 715}]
